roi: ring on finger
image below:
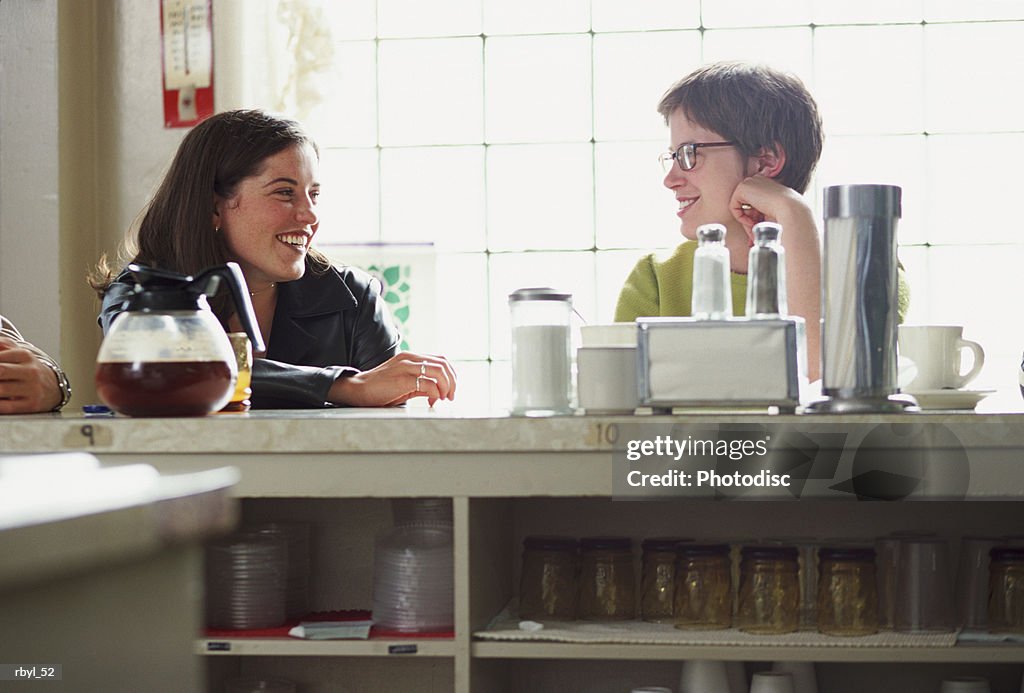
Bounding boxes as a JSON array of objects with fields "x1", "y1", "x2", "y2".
[
  {"x1": 420, "y1": 362, "x2": 427, "y2": 376},
  {"x1": 415, "y1": 375, "x2": 423, "y2": 392}
]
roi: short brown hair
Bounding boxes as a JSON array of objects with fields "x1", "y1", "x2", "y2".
[{"x1": 658, "y1": 62, "x2": 823, "y2": 194}]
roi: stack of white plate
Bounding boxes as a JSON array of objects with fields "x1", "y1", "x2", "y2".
[
  {"x1": 205, "y1": 531, "x2": 287, "y2": 629},
  {"x1": 248, "y1": 522, "x2": 311, "y2": 619},
  {"x1": 372, "y1": 522, "x2": 454, "y2": 633},
  {"x1": 391, "y1": 497, "x2": 453, "y2": 525}
]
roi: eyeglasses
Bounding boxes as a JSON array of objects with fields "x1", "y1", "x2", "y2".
[{"x1": 659, "y1": 141, "x2": 737, "y2": 172}]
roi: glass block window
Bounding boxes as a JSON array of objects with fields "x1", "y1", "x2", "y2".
[{"x1": 255, "y1": 1, "x2": 1024, "y2": 408}]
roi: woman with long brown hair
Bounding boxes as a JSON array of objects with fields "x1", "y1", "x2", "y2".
[{"x1": 94, "y1": 109, "x2": 455, "y2": 408}]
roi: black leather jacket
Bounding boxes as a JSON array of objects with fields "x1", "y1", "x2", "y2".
[{"x1": 98, "y1": 264, "x2": 402, "y2": 408}]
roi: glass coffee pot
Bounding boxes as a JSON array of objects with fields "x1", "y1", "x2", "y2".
[{"x1": 95, "y1": 262, "x2": 265, "y2": 417}]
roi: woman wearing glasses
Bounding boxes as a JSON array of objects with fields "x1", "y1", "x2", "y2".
[
  {"x1": 615, "y1": 62, "x2": 907, "y2": 381},
  {"x1": 93, "y1": 109, "x2": 456, "y2": 409}
]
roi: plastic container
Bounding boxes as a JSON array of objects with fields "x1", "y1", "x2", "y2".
[
  {"x1": 372, "y1": 523, "x2": 454, "y2": 633},
  {"x1": 205, "y1": 531, "x2": 288, "y2": 629}
]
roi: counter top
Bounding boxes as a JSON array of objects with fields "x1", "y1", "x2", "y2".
[{"x1": 1, "y1": 407, "x2": 1024, "y2": 454}]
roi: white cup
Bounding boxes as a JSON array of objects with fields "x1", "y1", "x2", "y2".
[
  {"x1": 577, "y1": 346, "x2": 638, "y2": 413},
  {"x1": 940, "y1": 677, "x2": 991, "y2": 692},
  {"x1": 750, "y1": 671, "x2": 796, "y2": 693},
  {"x1": 897, "y1": 325, "x2": 984, "y2": 391},
  {"x1": 679, "y1": 660, "x2": 733, "y2": 693},
  {"x1": 770, "y1": 662, "x2": 817, "y2": 693},
  {"x1": 581, "y1": 323, "x2": 638, "y2": 347},
  {"x1": 726, "y1": 661, "x2": 749, "y2": 693}
]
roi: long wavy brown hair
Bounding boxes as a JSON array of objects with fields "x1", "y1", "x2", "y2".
[{"x1": 91, "y1": 109, "x2": 331, "y2": 320}]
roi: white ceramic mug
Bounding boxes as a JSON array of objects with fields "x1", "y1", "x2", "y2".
[
  {"x1": 750, "y1": 671, "x2": 796, "y2": 693},
  {"x1": 577, "y1": 346, "x2": 638, "y2": 413},
  {"x1": 897, "y1": 325, "x2": 984, "y2": 391},
  {"x1": 679, "y1": 660, "x2": 733, "y2": 693},
  {"x1": 771, "y1": 662, "x2": 817, "y2": 693}
]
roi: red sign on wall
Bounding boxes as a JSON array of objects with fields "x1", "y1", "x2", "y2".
[{"x1": 160, "y1": 0, "x2": 214, "y2": 128}]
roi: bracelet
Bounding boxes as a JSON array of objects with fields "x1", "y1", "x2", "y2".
[{"x1": 44, "y1": 360, "x2": 72, "y2": 411}]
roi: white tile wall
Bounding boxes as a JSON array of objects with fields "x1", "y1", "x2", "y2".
[
  {"x1": 304, "y1": 41, "x2": 377, "y2": 148},
  {"x1": 702, "y1": 27, "x2": 814, "y2": 86},
  {"x1": 380, "y1": 145, "x2": 487, "y2": 250},
  {"x1": 484, "y1": 34, "x2": 593, "y2": 143},
  {"x1": 814, "y1": 25, "x2": 925, "y2": 135},
  {"x1": 813, "y1": 0, "x2": 923, "y2": 25},
  {"x1": 815, "y1": 134, "x2": 927, "y2": 245},
  {"x1": 485, "y1": 143, "x2": 594, "y2": 251},
  {"x1": 924, "y1": 22, "x2": 1024, "y2": 133},
  {"x1": 483, "y1": 0, "x2": 590, "y2": 35},
  {"x1": 315, "y1": 148, "x2": 380, "y2": 245},
  {"x1": 377, "y1": 0, "x2": 481, "y2": 38},
  {"x1": 594, "y1": 141, "x2": 679, "y2": 250},
  {"x1": 924, "y1": 0, "x2": 1024, "y2": 22},
  {"x1": 591, "y1": 0, "x2": 700, "y2": 32},
  {"x1": 378, "y1": 38, "x2": 484, "y2": 146},
  {"x1": 701, "y1": 0, "x2": 813, "y2": 28},
  {"x1": 926, "y1": 133, "x2": 1024, "y2": 245},
  {"x1": 593, "y1": 30, "x2": 702, "y2": 141}
]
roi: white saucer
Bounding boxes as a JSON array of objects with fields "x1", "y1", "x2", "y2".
[{"x1": 905, "y1": 389, "x2": 996, "y2": 411}]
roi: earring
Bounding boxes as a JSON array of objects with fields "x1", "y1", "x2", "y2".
[{"x1": 214, "y1": 225, "x2": 221, "y2": 233}]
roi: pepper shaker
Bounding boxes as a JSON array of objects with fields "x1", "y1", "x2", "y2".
[{"x1": 746, "y1": 221, "x2": 787, "y2": 318}]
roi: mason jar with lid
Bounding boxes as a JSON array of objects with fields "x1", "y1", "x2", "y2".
[
  {"x1": 988, "y1": 546, "x2": 1024, "y2": 633},
  {"x1": 816, "y1": 546, "x2": 879, "y2": 636},
  {"x1": 519, "y1": 536, "x2": 578, "y2": 621},
  {"x1": 578, "y1": 536, "x2": 635, "y2": 620},
  {"x1": 736, "y1": 545, "x2": 800, "y2": 634},
  {"x1": 640, "y1": 537, "x2": 691, "y2": 623},
  {"x1": 673, "y1": 543, "x2": 732, "y2": 630},
  {"x1": 508, "y1": 287, "x2": 574, "y2": 416}
]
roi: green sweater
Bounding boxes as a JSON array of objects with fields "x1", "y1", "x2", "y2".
[{"x1": 614, "y1": 240, "x2": 910, "y2": 323}]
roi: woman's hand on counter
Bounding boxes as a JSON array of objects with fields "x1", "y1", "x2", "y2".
[
  {"x1": 0, "y1": 337, "x2": 62, "y2": 414},
  {"x1": 329, "y1": 351, "x2": 457, "y2": 407}
]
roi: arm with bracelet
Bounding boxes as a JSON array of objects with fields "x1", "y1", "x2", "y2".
[{"x1": 0, "y1": 315, "x2": 71, "y2": 413}]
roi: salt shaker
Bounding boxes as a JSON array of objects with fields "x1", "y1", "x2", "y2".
[
  {"x1": 692, "y1": 223, "x2": 732, "y2": 320},
  {"x1": 508, "y1": 287, "x2": 574, "y2": 416},
  {"x1": 746, "y1": 221, "x2": 787, "y2": 318}
]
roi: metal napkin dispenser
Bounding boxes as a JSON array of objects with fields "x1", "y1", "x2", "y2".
[{"x1": 636, "y1": 317, "x2": 807, "y2": 410}]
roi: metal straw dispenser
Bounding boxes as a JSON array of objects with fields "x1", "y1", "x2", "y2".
[{"x1": 806, "y1": 184, "x2": 917, "y2": 413}]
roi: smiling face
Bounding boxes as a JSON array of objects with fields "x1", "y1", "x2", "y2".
[
  {"x1": 214, "y1": 143, "x2": 320, "y2": 289},
  {"x1": 664, "y1": 109, "x2": 754, "y2": 242}
]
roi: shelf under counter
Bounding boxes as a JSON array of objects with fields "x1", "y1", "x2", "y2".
[
  {"x1": 197, "y1": 636, "x2": 456, "y2": 657},
  {"x1": 471, "y1": 640, "x2": 1024, "y2": 663}
]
